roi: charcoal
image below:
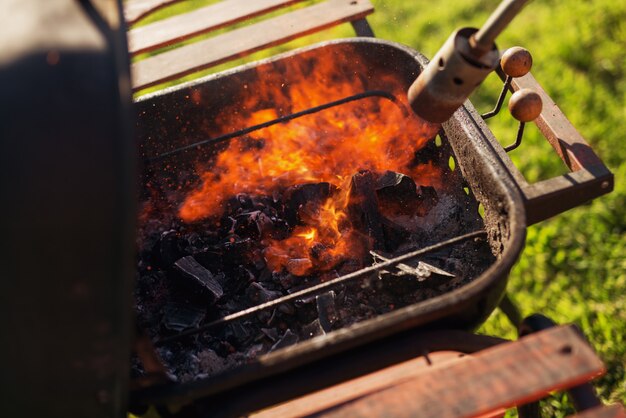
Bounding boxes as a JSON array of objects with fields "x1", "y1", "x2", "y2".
[
  {"x1": 316, "y1": 291, "x2": 338, "y2": 332},
  {"x1": 226, "y1": 321, "x2": 253, "y2": 346},
  {"x1": 260, "y1": 327, "x2": 279, "y2": 342},
  {"x1": 162, "y1": 302, "x2": 206, "y2": 332},
  {"x1": 376, "y1": 171, "x2": 421, "y2": 217},
  {"x1": 235, "y1": 193, "x2": 253, "y2": 211},
  {"x1": 277, "y1": 302, "x2": 295, "y2": 315},
  {"x1": 347, "y1": 170, "x2": 385, "y2": 250},
  {"x1": 158, "y1": 230, "x2": 185, "y2": 266},
  {"x1": 173, "y1": 256, "x2": 224, "y2": 302},
  {"x1": 283, "y1": 182, "x2": 335, "y2": 225},
  {"x1": 245, "y1": 343, "x2": 265, "y2": 359},
  {"x1": 220, "y1": 266, "x2": 255, "y2": 295},
  {"x1": 290, "y1": 281, "x2": 319, "y2": 305},
  {"x1": 411, "y1": 136, "x2": 445, "y2": 166},
  {"x1": 286, "y1": 257, "x2": 313, "y2": 276},
  {"x1": 184, "y1": 232, "x2": 206, "y2": 253},
  {"x1": 245, "y1": 282, "x2": 282, "y2": 304},
  {"x1": 301, "y1": 319, "x2": 326, "y2": 339},
  {"x1": 234, "y1": 210, "x2": 275, "y2": 239},
  {"x1": 381, "y1": 217, "x2": 411, "y2": 251},
  {"x1": 264, "y1": 308, "x2": 278, "y2": 326},
  {"x1": 415, "y1": 185, "x2": 438, "y2": 217},
  {"x1": 375, "y1": 171, "x2": 439, "y2": 218},
  {"x1": 256, "y1": 267, "x2": 272, "y2": 282},
  {"x1": 215, "y1": 236, "x2": 256, "y2": 264},
  {"x1": 275, "y1": 272, "x2": 295, "y2": 289},
  {"x1": 269, "y1": 329, "x2": 299, "y2": 352},
  {"x1": 226, "y1": 193, "x2": 276, "y2": 215}
]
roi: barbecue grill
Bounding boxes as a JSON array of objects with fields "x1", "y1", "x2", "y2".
[
  {"x1": 0, "y1": 1, "x2": 615, "y2": 417},
  {"x1": 129, "y1": 38, "x2": 613, "y2": 415}
]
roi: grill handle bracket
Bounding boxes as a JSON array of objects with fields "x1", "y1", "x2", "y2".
[{"x1": 499, "y1": 72, "x2": 614, "y2": 225}]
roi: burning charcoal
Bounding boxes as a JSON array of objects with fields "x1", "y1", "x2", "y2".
[
  {"x1": 245, "y1": 282, "x2": 282, "y2": 304},
  {"x1": 234, "y1": 210, "x2": 275, "y2": 239},
  {"x1": 283, "y1": 182, "x2": 335, "y2": 225},
  {"x1": 226, "y1": 193, "x2": 276, "y2": 214},
  {"x1": 269, "y1": 329, "x2": 299, "y2": 352},
  {"x1": 286, "y1": 257, "x2": 313, "y2": 276},
  {"x1": 347, "y1": 170, "x2": 385, "y2": 250},
  {"x1": 316, "y1": 291, "x2": 338, "y2": 332},
  {"x1": 301, "y1": 319, "x2": 326, "y2": 339},
  {"x1": 162, "y1": 302, "x2": 206, "y2": 332},
  {"x1": 173, "y1": 256, "x2": 224, "y2": 302}
]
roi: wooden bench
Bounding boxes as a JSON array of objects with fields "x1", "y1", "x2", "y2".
[{"x1": 125, "y1": 0, "x2": 375, "y2": 91}]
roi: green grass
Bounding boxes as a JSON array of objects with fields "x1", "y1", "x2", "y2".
[{"x1": 131, "y1": 0, "x2": 625, "y2": 414}]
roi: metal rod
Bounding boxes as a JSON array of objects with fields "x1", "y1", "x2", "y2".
[
  {"x1": 472, "y1": 0, "x2": 531, "y2": 55},
  {"x1": 154, "y1": 230, "x2": 487, "y2": 346},
  {"x1": 482, "y1": 76, "x2": 512, "y2": 119},
  {"x1": 147, "y1": 90, "x2": 408, "y2": 164},
  {"x1": 504, "y1": 122, "x2": 525, "y2": 152}
]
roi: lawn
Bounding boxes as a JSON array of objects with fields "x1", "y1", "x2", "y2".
[{"x1": 131, "y1": 0, "x2": 625, "y2": 415}]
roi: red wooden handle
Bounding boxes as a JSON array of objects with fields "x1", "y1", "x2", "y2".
[{"x1": 507, "y1": 72, "x2": 613, "y2": 225}]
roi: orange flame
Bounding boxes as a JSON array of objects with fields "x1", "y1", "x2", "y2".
[{"x1": 179, "y1": 48, "x2": 441, "y2": 275}]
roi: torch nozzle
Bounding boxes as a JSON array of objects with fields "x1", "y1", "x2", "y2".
[{"x1": 408, "y1": 0, "x2": 531, "y2": 123}]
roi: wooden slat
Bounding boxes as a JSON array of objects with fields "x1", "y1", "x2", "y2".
[
  {"x1": 128, "y1": 0, "x2": 304, "y2": 55},
  {"x1": 252, "y1": 352, "x2": 465, "y2": 418},
  {"x1": 255, "y1": 326, "x2": 605, "y2": 418},
  {"x1": 123, "y1": 0, "x2": 183, "y2": 25},
  {"x1": 131, "y1": 0, "x2": 374, "y2": 91},
  {"x1": 568, "y1": 405, "x2": 626, "y2": 418}
]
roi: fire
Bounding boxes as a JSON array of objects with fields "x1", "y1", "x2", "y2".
[
  {"x1": 178, "y1": 47, "x2": 441, "y2": 276},
  {"x1": 297, "y1": 228, "x2": 317, "y2": 242}
]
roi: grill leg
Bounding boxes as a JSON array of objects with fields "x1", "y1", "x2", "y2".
[
  {"x1": 498, "y1": 292, "x2": 523, "y2": 328},
  {"x1": 351, "y1": 18, "x2": 375, "y2": 37}
]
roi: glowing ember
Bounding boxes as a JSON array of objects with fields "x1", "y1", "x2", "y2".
[{"x1": 178, "y1": 50, "x2": 441, "y2": 275}]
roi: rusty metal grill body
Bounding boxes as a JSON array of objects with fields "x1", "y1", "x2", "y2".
[{"x1": 131, "y1": 38, "x2": 528, "y2": 413}]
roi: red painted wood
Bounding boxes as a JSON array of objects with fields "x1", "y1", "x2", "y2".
[
  {"x1": 131, "y1": 0, "x2": 374, "y2": 90},
  {"x1": 128, "y1": 0, "x2": 304, "y2": 54},
  {"x1": 253, "y1": 326, "x2": 605, "y2": 418},
  {"x1": 123, "y1": 0, "x2": 183, "y2": 24},
  {"x1": 569, "y1": 404, "x2": 626, "y2": 418}
]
